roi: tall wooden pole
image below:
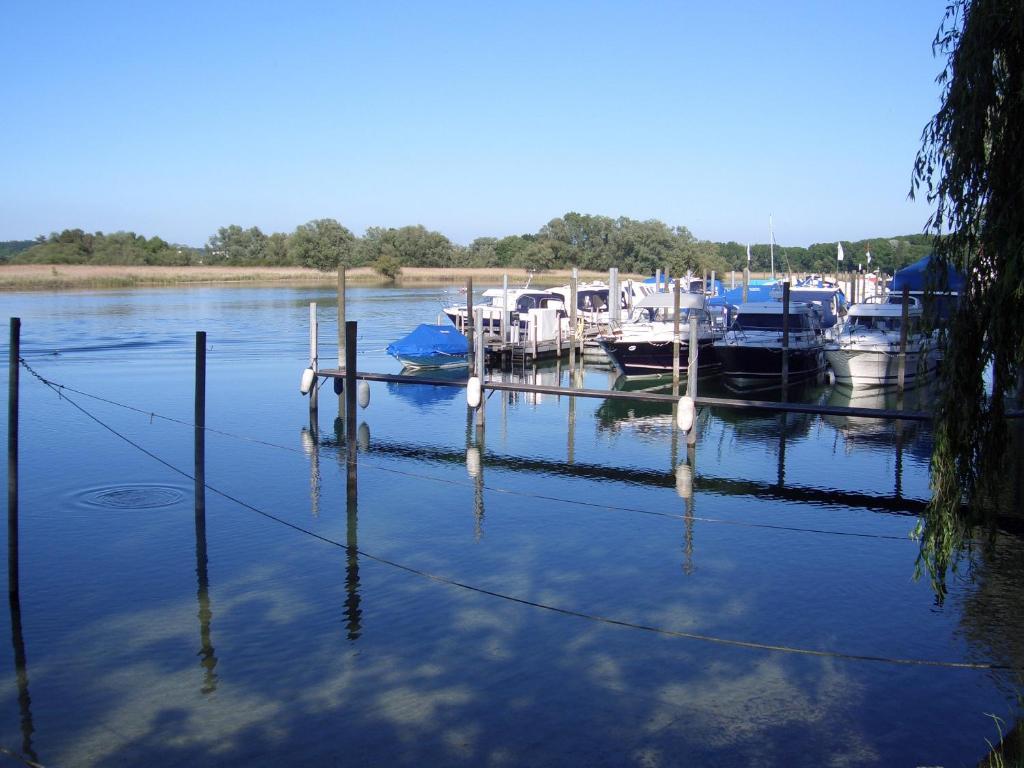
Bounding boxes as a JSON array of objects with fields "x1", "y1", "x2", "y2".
[
  {"x1": 672, "y1": 278, "x2": 681, "y2": 397},
  {"x1": 337, "y1": 269, "x2": 346, "y2": 416},
  {"x1": 344, "y1": 321, "x2": 357, "y2": 443},
  {"x1": 194, "y1": 329, "x2": 217, "y2": 692},
  {"x1": 781, "y1": 282, "x2": 790, "y2": 390},
  {"x1": 465, "y1": 277, "x2": 474, "y2": 358},
  {"x1": 686, "y1": 314, "x2": 699, "y2": 445},
  {"x1": 569, "y1": 268, "x2": 578, "y2": 373},
  {"x1": 8, "y1": 318, "x2": 20, "y2": 599},
  {"x1": 898, "y1": 286, "x2": 910, "y2": 393},
  {"x1": 309, "y1": 302, "x2": 318, "y2": 414},
  {"x1": 195, "y1": 331, "x2": 206, "y2": 518}
]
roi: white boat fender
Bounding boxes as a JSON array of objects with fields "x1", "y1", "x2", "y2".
[
  {"x1": 675, "y1": 463, "x2": 693, "y2": 499},
  {"x1": 466, "y1": 446, "x2": 480, "y2": 478},
  {"x1": 358, "y1": 381, "x2": 370, "y2": 409},
  {"x1": 825, "y1": 369, "x2": 836, "y2": 386},
  {"x1": 357, "y1": 422, "x2": 370, "y2": 451},
  {"x1": 300, "y1": 367, "x2": 316, "y2": 395},
  {"x1": 676, "y1": 396, "x2": 695, "y2": 433},
  {"x1": 467, "y1": 376, "x2": 482, "y2": 408}
]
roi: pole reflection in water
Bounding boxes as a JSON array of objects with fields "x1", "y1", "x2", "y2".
[
  {"x1": 466, "y1": 418, "x2": 485, "y2": 540},
  {"x1": 895, "y1": 410, "x2": 905, "y2": 500},
  {"x1": 344, "y1": 421, "x2": 362, "y2": 642},
  {"x1": 7, "y1": 509, "x2": 38, "y2": 764},
  {"x1": 676, "y1": 442, "x2": 697, "y2": 576},
  {"x1": 567, "y1": 393, "x2": 576, "y2": 466},
  {"x1": 302, "y1": 414, "x2": 321, "y2": 518},
  {"x1": 194, "y1": 484, "x2": 219, "y2": 695},
  {"x1": 777, "y1": 412, "x2": 788, "y2": 488}
]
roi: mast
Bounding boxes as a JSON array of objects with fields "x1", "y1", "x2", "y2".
[{"x1": 769, "y1": 215, "x2": 775, "y2": 280}]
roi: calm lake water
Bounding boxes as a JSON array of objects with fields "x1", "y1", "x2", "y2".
[{"x1": 1, "y1": 283, "x2": 1021, "y2": 767}]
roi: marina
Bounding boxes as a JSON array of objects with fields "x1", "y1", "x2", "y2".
[{"x1": 3, "y1": 282, "x2": 1023, "y2": 767}]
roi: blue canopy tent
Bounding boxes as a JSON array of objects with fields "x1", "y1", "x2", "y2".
[
  {"x1": 890, "y1": 254, "x2": 965, "y2": 293},
  {"x1": 888, "y1": 255, "x2": 964, "y2": 320}
]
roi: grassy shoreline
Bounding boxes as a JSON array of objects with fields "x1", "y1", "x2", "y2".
[{"x1": 0, "y1": 264, "x2": 631, "y2": 291}]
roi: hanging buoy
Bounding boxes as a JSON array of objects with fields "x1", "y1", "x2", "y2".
[
  {"x1": 825, "y1": 369, "x2": 836, "y2": 386},
  {"x1": 358, "y1": 380, "x2": 370, "y2": 408},
  {"x1": 300, "y1": 367, "x2": 316, "y2": 395},
  {"x1": 675, "y1": 463, "x2": 693, "y2": 499},
  {"x1": 467, "y1": 376, "x2": 482, "y2": 408},
  {"x1": 466, "y1": 446, "x2": 480, "y2": 478},
  {"x1": 333, "y1": 377, "x2": 344, "y2": 395},
  {"x1": 677, "y1": 395, "x2": 695, "y2": 432}
]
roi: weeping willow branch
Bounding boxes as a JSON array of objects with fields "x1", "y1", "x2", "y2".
[{"x1": 911, "y1": 0, "x2": 1024, "y2": 597}]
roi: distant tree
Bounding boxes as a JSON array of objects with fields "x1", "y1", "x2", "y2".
[
  {"x1": 463, "y1": 237, "x2": 498, "y2": 267},
  {"x1": 374, "y1": 252, "x2": 402, "y2": 280},
  {"x1": 358, "y1": 225, "x2": 453, "y2": 268},
  {"x1": 265, "y1": 232, "x2": 291, "y2": 265},
  {"x1": 289, "y1": 219, "x2": 356, "y2": 271},
  {"x1": 0, "y1": 240, "x2": 36, "y2": 261}
]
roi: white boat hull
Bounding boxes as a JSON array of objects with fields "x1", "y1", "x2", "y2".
[{"x1": 825, "y1": 346, "x2": 939, "y2": 388}]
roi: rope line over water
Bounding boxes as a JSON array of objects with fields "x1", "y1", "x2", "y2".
[
  {"x1": 19, "y1": 361, "x2": 916, "y2": 542},
  {"x1": 20, "y1": 361, "x2": 1020, "y2": 673}
]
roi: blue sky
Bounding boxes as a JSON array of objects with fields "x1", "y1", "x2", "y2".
[{"x1": 2, "y1": 1, "x2": 946, "y2": 248}]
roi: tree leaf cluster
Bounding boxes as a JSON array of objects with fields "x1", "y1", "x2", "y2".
[{"x1": 911, "y1": 0, "x2": 1024, "y2": 597}]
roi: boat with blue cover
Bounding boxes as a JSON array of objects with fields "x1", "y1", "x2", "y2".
[{"x1": 386, "y1": 324, "x2": 469, "y2": 369}]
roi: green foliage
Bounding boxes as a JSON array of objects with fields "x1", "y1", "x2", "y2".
[
  {"x1": 373, "y1": 253, "x2": 402, "y2": 280},
  {"x1": 288, "y1": 219, "x2": 356, "y2": 271},
  {"x1": 7, "y1": 218, "x2": 939, "y2": 278},
  {"x1": 12, "y1": 229, "x2": 199, "y2": 266},
  {"x1": 358, "y1": 225, "x2": 454, "y2": 268},
  {"x1": 911, "y1": 0, "x2": 1024, "y2": 596},
  {"x1": 0, "y1": 240, "x2": 36, "y2": 261}
]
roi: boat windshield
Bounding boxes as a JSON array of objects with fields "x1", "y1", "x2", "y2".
[
  {"x1": 732, "y1": 313, "x2": 811, "y2": 331},
  {"x1": 848, "y1": 316, "x2": 911, "y2": 332}
]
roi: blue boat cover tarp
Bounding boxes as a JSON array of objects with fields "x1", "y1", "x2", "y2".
[
  {"x1": 387, "y1": 324, "x2": 469, "y2": 358},
  {"x1": 890, "y1": 254, "x2": 965, "y2": 293}
]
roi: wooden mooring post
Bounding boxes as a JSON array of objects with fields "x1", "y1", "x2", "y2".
[
  {"x1": 672, "y1": 277, "x2": 681, "y2": 397},
  {"x1": 781, "y1": 282, "x2": 790, "y2": 390},
  {"x1": 686, "y1": 313, "x2": 699, "y2": 445},
  {"x1": 8, "y1": 317, "x2": 20, "y2": 599},
  {"x1": 195, "y1": 331, "x2": 206, "y2": 518},
  {"x1": 569, "y1": 268, "x2": 578, "y2": 373},
  {"x1": 337, "y1": 269, "x2": 346, "y2": 415},
  {"x1": 309, "y1": 302, "x2": 319, "y2": 415},
  {"x1": 475, "y1": 308, "x2": 486, "y2": 429},
  {"x1": 897, "y1": 286, "x2": 909, "y2": 394},
  {"x1": 465, "y1": 277, "x2": 474, "y2": 359},
  {"x1": 344, "y1": 321, "x2": 357, "y2": 442}
]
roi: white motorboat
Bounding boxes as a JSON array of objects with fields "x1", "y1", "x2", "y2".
[
  {"x1": 442, "y1": 287, "x2": 566, "y2": 338},
  {"x1": 824, "y1": 295, "x2": 940, "y2": 388}
]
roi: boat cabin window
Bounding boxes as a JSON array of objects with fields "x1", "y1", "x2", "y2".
[
  {"x1": 732, "y1": 313, "x2": 810, "y2": 331},
  {"x1": 637, "y1": 306, "x2": 708, "y2": 323},
  {"x1": 577, "y1": 291, "x2": 609, "y2": 312},
  {"x1": 848, "y1": 316, "x2": 912, "y2": 332}
]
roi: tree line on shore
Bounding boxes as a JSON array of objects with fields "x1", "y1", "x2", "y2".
[{"x1": 2, "y1": 213, "x2": 934, "y2": 277}]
